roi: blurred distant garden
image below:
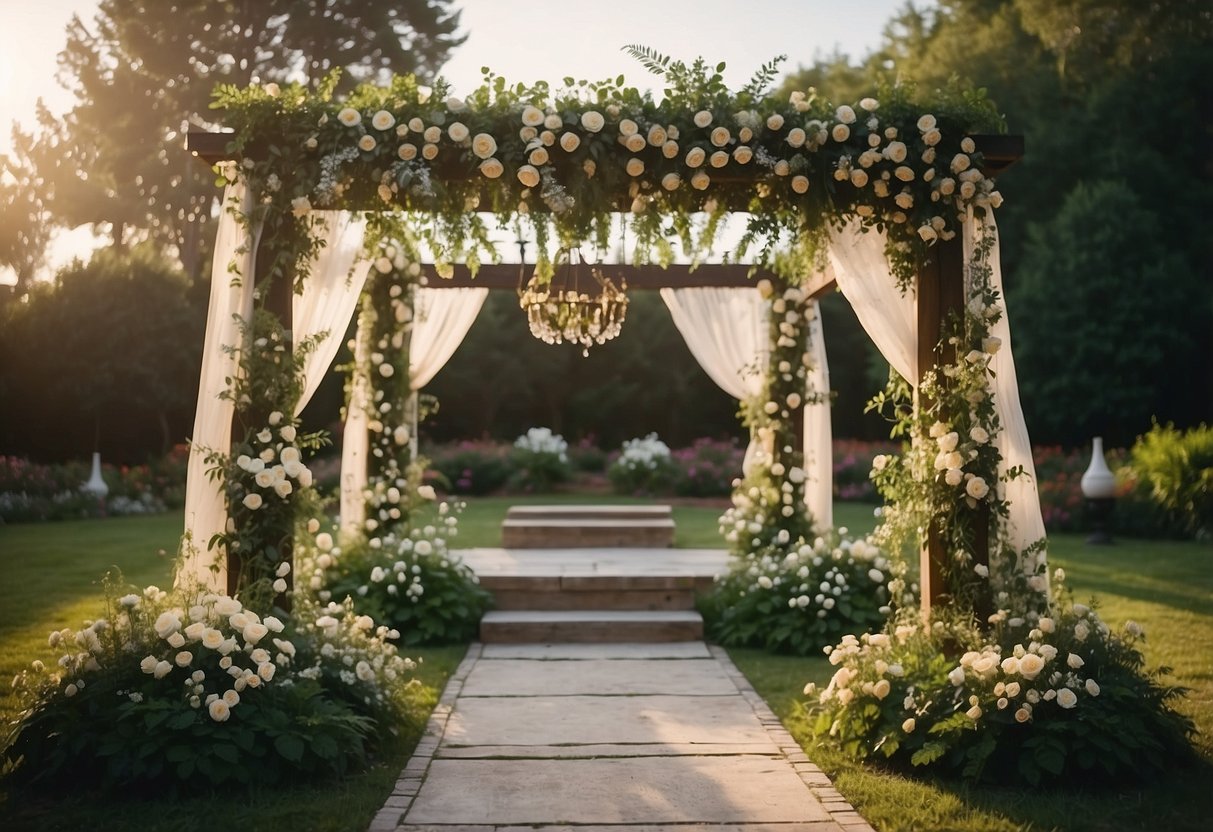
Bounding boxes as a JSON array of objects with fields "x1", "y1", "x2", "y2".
[{"x1": 0, "y1": 0, "x2": 1209, "y2": 528}]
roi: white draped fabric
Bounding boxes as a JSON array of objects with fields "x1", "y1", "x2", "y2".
[
  {"x1": 828, "y1": 215, "x2": 1046, "y2": 568},
  {"x1": 804, "y1": 302, "x2": 833, "y2": 528},
  {"x1": 292, "y1": 212, "x2": 371, "y2": 416},
  {"x1": 339, "y1": 286, "x2": 488, "y2": 534},
  {"x1": 180, "y1": 184, "x2": 260, "y2": 590},
  {"x1": 828, "y1": 220, "x2": 917, "y2": 382},
  {"x1": 969, "y1": 213, "x2": 1047, "y2": 557},
  {"x1": 660, "y1": 287, "x2": 768, "y2": 472}
]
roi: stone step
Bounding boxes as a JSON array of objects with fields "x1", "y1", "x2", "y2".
[
  {"x1": 480, "y1": 574, "x2": 710, "y2": 611},
  {"x1": 479, "y1": 610, "x2": 704, "y2": 643},
  {"x1": 501, "y1": 518, "x2": 675, "y2": 549},
  {"x1": 506, "y1": 504, "x2": 673, "y2": 521}
]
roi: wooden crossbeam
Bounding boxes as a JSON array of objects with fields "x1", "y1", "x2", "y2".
[{"x1": 419, "y1": 262, "x2": 774, "y2": 289}]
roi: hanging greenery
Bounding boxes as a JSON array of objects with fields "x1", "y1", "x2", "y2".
[{"x1": 209, "y1": 53, "x2": 1004, "y2": 286}]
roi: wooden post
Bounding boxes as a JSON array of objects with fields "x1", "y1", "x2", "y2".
[{"x1": 915, "y1": 235, "x2": 991, "y2": 620}]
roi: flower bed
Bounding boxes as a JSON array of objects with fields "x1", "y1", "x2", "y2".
[{"x1": 0, "y1": 451, "x2": 187, "y2": 523}]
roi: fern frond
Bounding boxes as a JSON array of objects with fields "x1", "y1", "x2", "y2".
[
  {"x1": 742, "y1": 55, "x2": 788, "y2": 100},
  {"x1": 622, "y1": 44, "x2": 671, "y2": 77}
]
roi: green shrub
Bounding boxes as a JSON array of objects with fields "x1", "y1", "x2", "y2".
[
  {"x1": 304, "y1": 504, "x2": 492, "y2": 646},
  {"x1": 671, "y1": 438, "x2": 743, "y2": 497},
  {"x1": 704, "y1": 530, "x2": 898, "y2": 655},
  {"x1": 805, "y1": 578, "x2": 1196, "y2": 785},
  {"x1": 608, "y1": 433, "x2": 677, "y2": 495},
  {"x1": 1128, "y1": 422, "x2": 1213, "y2": 539},
  {"x1": 509, "y1": 427, "x2": 572, "y2": 492},
  {"x1": 427, "y1": 440, "x2": 512, "y2": 495},
  {"x1": 2, "y1": 578, "x2": 380, "y2": 795}
]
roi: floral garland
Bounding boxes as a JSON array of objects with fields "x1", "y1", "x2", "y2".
[
  {"x1": 211, "y1": 62, "x2": 1003, "y2": 287},
  {"x1": 350, "y1": 232, "x2": 429, "y2": 537},
  {"x1": 722, "y1": 279, "x2": 823, "y2": 551}
]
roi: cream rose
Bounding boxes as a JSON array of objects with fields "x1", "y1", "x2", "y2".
[
  {"x1": 529, "y1": 146, "x2": 549, "y2": 166},
  {"x1": 398, "y1": 143, "x2": 417, "y2": 161},
  {"x1": 337, "y1": 107, "x2": 361, "y2": 127},
  {"x1": 357, "y1": 134, "x2": 377, "y2": 152},
  {"x1": 831, "y1": 123, "x2": 850, "y2": 142},
  {"x1": 470, "y1": 133, "x2": 497, "y2": 159},
  {"x1": 624, "y1": 133, "x2": 646, "y2": 152},
  {"x1": 710, "y1": 150, "x2": 729, "y2": 168},
  {"x1": 690, "y1": 171, "x2": 710, "y2": 190},
  {"x1": 647, "y1": 124, "x2": 667, "y2": 146},
  {"x1": 965, "y1": 477, "x2": 990, "y2": 499},
  {"x1": 479, "y1": 158, "x2": 504, "y2": 179},
  {"x1": 625, "y1": 158, "x2": 644, "y2": 177},
  {"x1": 560, "y1": 132, "x2": 581, "y2": 152},
  {"x1": 766, "y1": 113, "x2": 785, "y2": 131},
  {"x1": 836, "y1": 105, "x2": 856, "y2": 124},
  {"x1": 732, "y1": 146, "x2": 753, "y2": 164},
  {"x1": 580, "y1": 110, "x2": 605, "y2": 132},
  {"x1": 618, "y1": 118, "x2": 638, "y2": 136},
  {"x1": 693, "y1": 110, "x2": 713, "y2": 128},
  {"x1": 662, "y1": 140, "x2": 678, "y2": 159},
  {"x1": 685, "y1": 147, "x2": 706, "y2": 168},
  {"x1": 710, "y1": 126, "x2": 731, "y2": 147},
  {"x1": 422, "y1": 143, "x2": 438, "y2": 160},
  {"x1": 786, "y1": 127, "x2": 806, "y2": 148},
  {"x1": 521, "y1": 105, "x2": 544, "y2": 127},
  {"x1": 447, "y1": 121, "x2": 469, "y2": 143},
  {"x1": 661, "y1": 173, "x2": 681, "y2": 191}
]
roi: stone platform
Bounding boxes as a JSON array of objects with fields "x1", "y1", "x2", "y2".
[{"x1": 500, "y1": 504, "x2": 676, "y2": 549}]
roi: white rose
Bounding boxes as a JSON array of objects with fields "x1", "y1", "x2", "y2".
[
  {"x1": 371, "y1": 110, "x2": 395, "y2": 131},
  {"x1": 684, "y1": 147, "x2": 706, "y2": 168},
  {"x1": 661, "y1": 173, "x2": 681, "y2": 191},
  {"x1": 469, "y1": 133, "x2": 498, "y2": 160},
  {"x1": 174, "y1": 650, "x2": 193, "y2": 667},
  {"x1": 835, "y1": 105, "x2": 856, "y2": 124},
  {"x1": 1056, "y1": 687, "x2": 1078, "y2": 709},
  {"x1": 662, "y1": 139, "x2": 678, "y2": 159},
  {"x1": 791, "y1": 175, "x2": 809, "y2": 194},
  {"x1": 560, "y1": 132, "x2": 581, "y2": 152},
  {"x1": 945, "y1": 468, "x2": 964, "y2": 487},
  {"x1": 690, "y1": 170, "x2": 710, "y2": 190},
  {"x1": 923, "y1": 127, "x2": 942, "y2": 146},
  {"x1": 849, "y1": 169, "x2": 869, "y2": 188},
  {"x1": 417, "y1": 485, "x2": 437, "y2": 501},
  {"x1": 917, "y1": 114, "x2": 937, "y2": 132},
  {"x1": 1018, "y1": 653, "x2": 1045, "y2": 680},
  {"x1": 647, "y1": 124, "x2": 667, "y2": 146},
  {"x1": 618, "y1": 118, "x2": 638, "y2": 136},
  {"x1": 831, "y1": 123, "x2": 850, "y2": 142},
  {"x1": 970, "y1": 426, "x2": 990, "y2": 444},
  {"x1": 529, "y1": 146, "x2": 549, "y2": 166},
  {"x1": 337, "y1": 107, "x2": 361, "y2": 127},
  {"x1": 965, "y1": 477, "x2": 990, "y2": 500},
  {"x1": 208, "y1": 698, "x2": 231, "y2": 722},
  {"x1": 732, "y1": 146, "x2": 753, "y2": 164},
  {"x1": 1085, "y1": 678, "x2": 1100, "y2": 696},
  {"x1": 479, "y1": 158, "x2": 504, "y2": 179},
  {"x1": 918, "y1": 225, "x2": 938, "y2": 243},
  {"x1": 357, "y1": 134, "x2": 377, "y2": 153},
  {"x1": 154, "y1": 612, "x2": 181, "y2": 639},
  {"x1": 580, "y1": 111, "x2": 604, "y2": 132},
  {"x1": 710, "y1": 126, "x2": 731, "y2": 147},
  {"x1": 693, "y1": 110, "x2": 713, "y2": 128},
  {"x1": 517, "y1": 165, "x2": 541, "y2": 188},
  {"x1": 447, "y1": 121, "x2": 469, "y2": 143},
  {"x1": 1067, "y1": 653, "x2": 1085, "y2": 669},
  {"x1": 626, "y1": 158, "x2": 644, "y2": 177},
  {"x1": 859, "y1": 97, "x2": 879, "y2": 111},
  {"x1": 786, "y1": 127, "x2": 806, "y2": 148},
  {"x1": 521, "y1": 106, "x2": 544, "y2": 127},
  {"x1": 710, "y1": 150, "x2": 729, "y2": 168}
]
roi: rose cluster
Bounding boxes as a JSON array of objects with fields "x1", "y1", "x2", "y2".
[{"x1": 233, "y1": 411, "x2": 313, "y2": 512}]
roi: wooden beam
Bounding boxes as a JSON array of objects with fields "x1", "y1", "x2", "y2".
[
  {"x1": 419, "y1": 262, "x2": 775, "y2": 290},
  {"x1": 802, "y1": 263, "x2": 837, "y2": 300},
  {"x1": 915, "y1": 235, "x2": 992, "y2": 621}
]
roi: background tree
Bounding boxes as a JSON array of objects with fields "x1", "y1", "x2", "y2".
[
  {"x1": 0, "y1": 249, "x2": 204, "y2": 462},
  {"x1": 778, "y1": 0, "x2": 1213, "y2": 444},
  {"x1": 40, "y1": 0, "x2": 464, "y2": 279}
]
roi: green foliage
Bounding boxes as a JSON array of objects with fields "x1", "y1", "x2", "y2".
[
  {"x1": 426, "y1": 441, "x2": 513, "y2": 495},
  {"x1": 509, "y1": 428, "x2": 573, "y2": 492},
  {"x1": 1129, "y1": 422, "x2": 1213, "y2": 539},
  {"x1": 304, "y1": 508, "x2": 492, "y2": 646},
  {"x1": 1, "y1": 577, "x2": 378, "y2": 796},
  {"x1": 806, "y1": 583, "x2": 1197, "y2": 785},
  {"x1": 608, "y1": 434, "x2": 676, "y2": 496},
  {"x1": 705, "y1": 531, "x2": 897, "y2": 655}
]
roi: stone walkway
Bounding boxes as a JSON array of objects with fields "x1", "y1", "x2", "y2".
[{"x1": 369, "y1": 641, "x2": 874, "y2": 832}]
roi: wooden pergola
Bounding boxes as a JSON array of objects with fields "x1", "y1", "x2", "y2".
[{"x1": 188, "y1": 129, "x2": 1023, "y2": 616}]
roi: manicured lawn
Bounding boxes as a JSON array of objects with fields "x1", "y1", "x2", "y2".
[{"x1": 730, "y1": 532, "x2": 1213, "y2": 832}]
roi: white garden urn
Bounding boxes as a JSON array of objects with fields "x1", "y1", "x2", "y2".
[
  {"x1": 1080, "y1": 437, "x2": 1116, "y2": 499},
  {"x1": 82, "y1": 452, "x2": 110, "y2": 498}
]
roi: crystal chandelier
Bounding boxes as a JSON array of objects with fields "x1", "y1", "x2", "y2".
[{"x1": 519, "y1": 248, "x2": 628, "y2": 356}]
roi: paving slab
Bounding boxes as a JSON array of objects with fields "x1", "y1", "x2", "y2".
[
  {"x1": 436, "y1": 743, "x2": 782, "y2": 758},
  {"x1": 460, "y1": 657, "x2": 738, "y2": 697},
  {"x1": 400, "y1": 826, "x2": 845, "y2": 832},
  {"x1": 443, "y1": 694, "x2": 777, "y2": 747},
  {"x1": 404, "y1": 756, "x2": 836, "y2": 825},
  {"x1": 456, "y1": 547, "x2": 730, "y2": 577},
  {"x1": 480, "y1": 642, "x2": 712, "y2": 660}
]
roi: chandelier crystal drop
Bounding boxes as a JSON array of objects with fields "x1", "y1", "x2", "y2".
[{"x1": 519, "y1": 248, "x2": 628, "y2": 356}]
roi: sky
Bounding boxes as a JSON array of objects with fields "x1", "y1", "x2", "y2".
[{"x1": 0, "y1": 0, "x2": 915, "y2": 280}]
